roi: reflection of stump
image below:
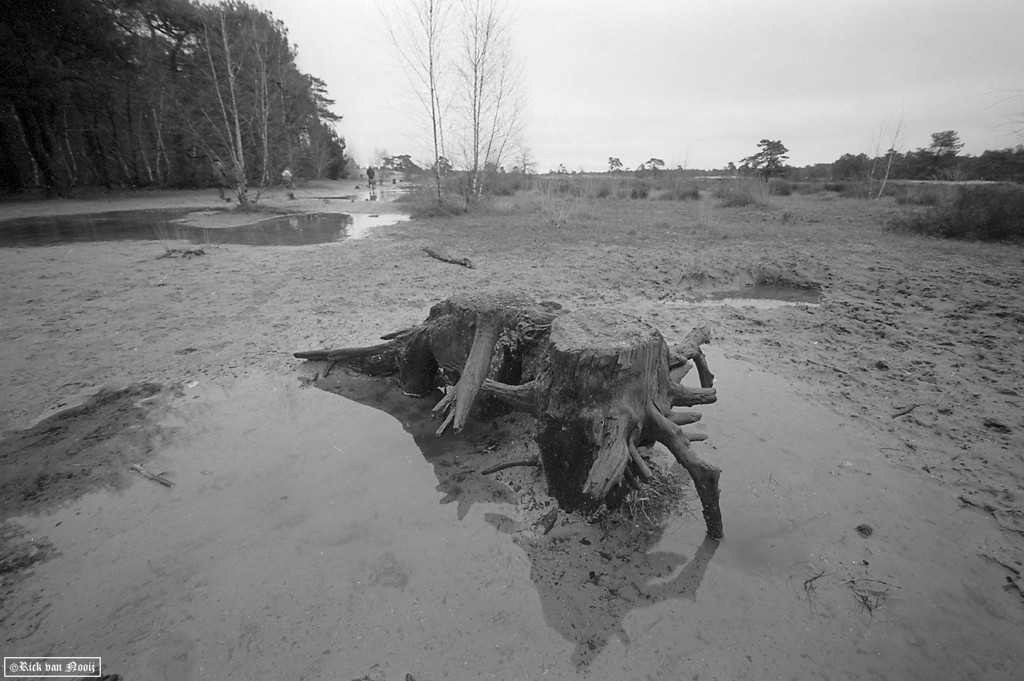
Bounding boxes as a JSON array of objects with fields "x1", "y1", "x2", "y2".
[{"x1": 295, "y1": 292, "x2": 723, "y2": 538}]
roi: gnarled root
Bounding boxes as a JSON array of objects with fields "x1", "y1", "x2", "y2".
[{"x1": 644, "y1": 403, "x2": 723, "y2": 539}]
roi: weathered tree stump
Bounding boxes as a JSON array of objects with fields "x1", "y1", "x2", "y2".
[
  {"x1": 523, "y1": 311, "x2": 721, "y2": 537},
  {"x1": 294, "y1": 292, "x2": 724, "y2": 538}
]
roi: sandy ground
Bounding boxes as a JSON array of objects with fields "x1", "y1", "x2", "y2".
[{"x1": 1, "y1": 179, "x2": 1022, "y2": 679}]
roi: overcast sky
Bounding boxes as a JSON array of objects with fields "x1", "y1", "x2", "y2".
[{"x1": 252, "y1": 0, "x2": 1024, "y2": 172}]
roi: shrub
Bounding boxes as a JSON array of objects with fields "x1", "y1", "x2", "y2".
[
  {"x1": 893, "y1": 184, "x2": 945, "y2": 206},
  {"x1": 630, "y1": 181, "x2": 649, "y2": 199},
  {"x1": 594, "y1": 182, "x2": 613, "y2": 199},
  {"x1": 823, "y1": 182, "x2": 846, "y2": 193},
  {"x1": 793, "y1": 182, "x2": 824, "y2": 195},
  {"x1": 768, "y1": 178, "x2": 793, "y2": 196},
  {"x1": 714, "y1": 179, "x2": 769, "y2": 208},
  {"x1": 486, "y1": 173, "x2": 532, "y2": 197},
  {"x1": 657, "y1": 182, "x2": 701, "y2": 201},
  {"x1": 887, "y1": 184, "x2": 1024, "y2": 241}
]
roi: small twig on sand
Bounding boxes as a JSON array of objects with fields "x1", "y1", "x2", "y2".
[
  {"x1": 807, "y1": 359, "x2": 848, "y2": 375},
  {"x1": 130, "y1": 464, "x2": 174, "y2": 488},
  {"x1": 995, "y1": 617, "x2": 1024, "y2": 641},
  {"x1": 890, "y1": 403, "x2": 922, "y2": 419},
  {"x1": 423, "y1": 246, "x2": 474, "y2": 269},
  {"x1": 804, "y1": 568, "x2": 827, "y2": 591},
  {"x1": 844, "y1": 578, "x2": 901, "y2": 589},
  {"x1": 481, "y1": 457, "x2": 541, "y2": 475}
]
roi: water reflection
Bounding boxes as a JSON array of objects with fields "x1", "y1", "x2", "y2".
[
  {"x1": 311, "y1": 366, "x2": 716, "y2": 668},
  {"x1": 312, "y1": 368, "x2": 516, "y2": 519},
  {"x1": 493, "y1": 515, "x2": 718, "y2": 667},
  {"x1": 698, "y1": 283, "x2": 822, "y2": 309}
]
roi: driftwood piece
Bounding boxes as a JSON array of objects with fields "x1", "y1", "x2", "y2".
[
  {"x1": 294, "y1": 292, "x2": 723, "y2": 538},
  {"x1": 423, "y1": 246, "x2": 474, "y2": 269},
  {"x1": 130, "y1": 464, "x2": 174, "y2": 487}
]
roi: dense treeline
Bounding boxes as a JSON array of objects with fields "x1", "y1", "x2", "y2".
[
  {"x1": 829, "y1": 147, "x2": 1024, "y2": 183},
  {"x1": 0, "y1": 0, "x2": 347, "y2": 197}
]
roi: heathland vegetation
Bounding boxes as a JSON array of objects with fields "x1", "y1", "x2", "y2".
[{"x1": 383, "y1": 125, "x2": 1024, "y2": 242}]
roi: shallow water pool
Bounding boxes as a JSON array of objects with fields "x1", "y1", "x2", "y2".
[
  {"x1": 0, "y1": 210, "x2": 407, "y2": 248},
  {"x1": 4, "y1": 350, "x2": 1022, "y2": 679},
  {"x1": 698, "y1": 283, "x2": 823, "y2": 309}
]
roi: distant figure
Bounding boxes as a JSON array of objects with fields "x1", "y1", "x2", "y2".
[
  {"x1": 367, "y1": 166, "x2": 376, "y2": 193},
  {"x1": 281, "y1": 166, "x2": 293, "y2": 190},
  {"x1": 213, "y1": 159, "x2": 231, "y2": 202}
]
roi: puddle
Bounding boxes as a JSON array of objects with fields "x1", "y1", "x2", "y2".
[
  {"x1": 3, "y1": 351, "x2": 1022, "y2": 679},
  {"x1": 0, "y1": 210, "x2": 408, "y2": 248},
  {"x1": 697, "y1": 284, "x2": 823, "y2": 309}
]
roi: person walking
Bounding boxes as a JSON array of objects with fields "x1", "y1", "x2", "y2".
[
  {"x1": 282, "y1": 166, "x2": 293, "y2": 190},
  {"x1": 213, "y1": 159, "x2": 231, "y2": 201},
  {"x1": 366, "y1": 166, "x2": 376, "y2": 194}
]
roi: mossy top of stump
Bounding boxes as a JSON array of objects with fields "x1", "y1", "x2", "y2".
[
  {"x1": 549, "y1": 309, "x2": 662, "y2": 354},
  {"x1": 428, "y1": 291, "x2": 550, "y2": 322}
]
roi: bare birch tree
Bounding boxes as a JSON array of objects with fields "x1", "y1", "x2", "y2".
[
  {"x1": 456, "y1": 0, "x2": 523, "y2": 200},
  {"x1": 199, "y1": 7, "x2": 251, "y2": 207},
  {"x1": 382, "y1": 0, "x2": 454, "y2": 201},
  {"x1": 868, "y1": 111, "x2": 906, "y2": 200}
]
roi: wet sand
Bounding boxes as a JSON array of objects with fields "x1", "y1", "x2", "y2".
[{"x1": 1, "y1": 181, "x2": 1022, "y2": 679}]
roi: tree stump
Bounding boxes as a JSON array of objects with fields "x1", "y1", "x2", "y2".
[
  {"x1": 294, "y1": 292, "x2": 724, "y2": 538},
  {"x1": 528, "y1": 311, "x2": 721, "y2": 536},
  {"x1": 294, "y1": 291, "x2": 560, "y2": 432}
]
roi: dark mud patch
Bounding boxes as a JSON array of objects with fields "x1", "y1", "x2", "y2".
[{"x1": 0, "y1": 383, "x2": 168, "y2": 519}]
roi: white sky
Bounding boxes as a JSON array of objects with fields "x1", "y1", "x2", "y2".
[{"x1": 253, "y1": 0, "x2": 1024, "y2": 172}]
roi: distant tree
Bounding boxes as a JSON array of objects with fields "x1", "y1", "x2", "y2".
[
  {"x1": 383, "y1": 153, "x2": 421, "y2": 174},
  {"x1": 930, "y1": 130, "x2": 964, "y2": 157},
  {"x1": 971, "y1": 146, "x2": 1024, "y2": 181},
  {"x1": 726, "y1": 161, "x2": 737, "y2": 175},
  {"x1": 928, "y1": 130, "x2": 965, "y2": 178},
  {"x1": 741, "y1": 139, "x2": 789, "y2": 181},
  {"x1": 434, "y1": 155, "x2": 454, "y2": 175},
  {"x1": 515, "y1": 144, "x2": 535, "y2": 174},
  {"x1": 833, "y1": 153, "x2": 870, "y2": 181},
  {"x1": 608, "y1": 156, "x2": 622, "y2": 172},
  {"x1": 644, "y1": 157, "x2": 665, "y2": 171}
]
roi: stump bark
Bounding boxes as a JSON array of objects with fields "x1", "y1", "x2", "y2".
[{"x1": 294, "y1": 292, "x2": 723, "y2": 538}]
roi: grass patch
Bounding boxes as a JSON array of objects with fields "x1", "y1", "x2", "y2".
[
  {"x1": 887, "y1": 184, "x2": 1024, "y2": 241},
  {"x1": 396, "y1": 189, "x2": 468, "y2": 218}
]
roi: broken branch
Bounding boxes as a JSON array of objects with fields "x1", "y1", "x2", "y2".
[
  {"x1": 423, "y1": 246, "x2": 474, "y2": 269},
  {"x1": 481, "y1": 457, "x2": 541, "y2": 475}
]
